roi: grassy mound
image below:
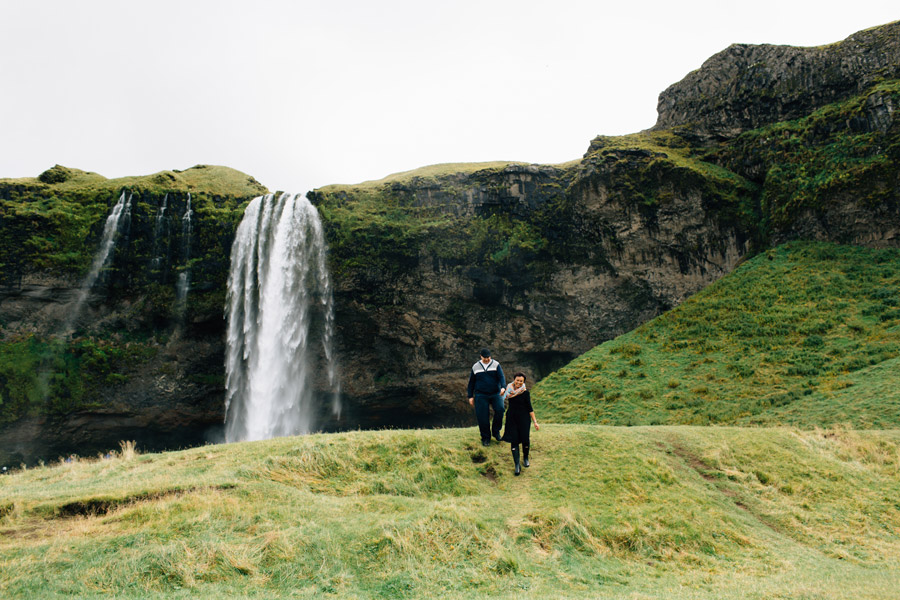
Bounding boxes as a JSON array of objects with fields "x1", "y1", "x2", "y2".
[
  {"x1": 535, "y1": 242, "x2": 900, "y2": 427},
  {"x1": 0, "y1": 164, "x2": 267, "y2": 277},
  {"x1": 1, "y1": 426, "x2": 899, "y2": 599},
  {"x1": 2, "y1": 164, "x2": 267, "y2": 198}
]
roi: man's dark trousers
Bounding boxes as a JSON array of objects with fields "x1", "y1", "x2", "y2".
[{"x1": 474, "y1": 392, "x2": 504, "y2": 442}]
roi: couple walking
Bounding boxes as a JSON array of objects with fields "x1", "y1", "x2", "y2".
[{"x1": 466, "y1": 348, "x2": 540, "y2": 476}]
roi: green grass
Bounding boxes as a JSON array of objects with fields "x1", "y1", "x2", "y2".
[
  {"x1": 1, "y1": 425, "x2": 898, "y2": 599},
  {"x1": 534, "y1": 241, "x2": 900, "y2": 427},
  {"x1": 318, "y1": 161, "x2": 528, "y2": 191},
  {"x1": 1, "y1": 164, "x2": 268, "y2": 199},
  {"x1": 585, "y1": 130, "x2": 755, "y2": 192},
  {"x1": 760, "y1": 356, "x2": 900, "y2": 428}
]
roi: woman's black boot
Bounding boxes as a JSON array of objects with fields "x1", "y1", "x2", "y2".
[
  {"x1": 512, "y1": 446, "x2": 521, "y2": 476},
  {"x1": 523, "y1": 445, "x2": 530, "y2": 468}
]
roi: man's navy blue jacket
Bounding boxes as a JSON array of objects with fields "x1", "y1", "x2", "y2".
[{"x1": 467, "y1": 359, "x2": 506, "y2": 397}]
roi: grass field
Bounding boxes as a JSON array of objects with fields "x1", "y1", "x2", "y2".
[
  {"x1": 535, "y1": 241, "x2": 900, "y2": 428},
  {"x1": 1, "y1": 425, "x2": 899, "y2": 599}
]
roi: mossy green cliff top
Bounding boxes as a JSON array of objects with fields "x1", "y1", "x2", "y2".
[
  {"x1": 0, "y1": 164, "x2": 266, "y2": 280},
  {"x1": 1, "y1": 163, "x2": 267, "y2": 198}
]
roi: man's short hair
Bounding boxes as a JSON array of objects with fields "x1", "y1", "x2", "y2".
[{"x1": 480, "y1": 348, "x2": 491, "y2": 358}]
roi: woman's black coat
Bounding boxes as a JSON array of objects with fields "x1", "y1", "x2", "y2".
[{"x1": 501, "y1": 390, "x2": 533, "y2": 446}]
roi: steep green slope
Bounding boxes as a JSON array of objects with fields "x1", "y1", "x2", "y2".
[
  {"x1": 1, "y1": 426, "x2": 898, "y2": 599},
  {"x1": 535, "y1": 242, "x2": 900, "y2": 427},
  {"x1": 763, "y1": 356, "x2": 900, "y2": 428}
]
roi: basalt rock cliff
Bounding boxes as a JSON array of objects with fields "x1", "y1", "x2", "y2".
[
  {"x1": 2, "y1": 21, "x2": 899, "y2": 464},
  {"x1": 654, "y1": 20, "x2": 900, "y2": 141}
]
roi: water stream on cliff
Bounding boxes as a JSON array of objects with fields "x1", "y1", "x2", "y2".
[
  {"x1": 223, "y1": 193, "x2": 340, "y2": 442},
  {"x1": 151, "y1": 193, "x2": 168, "y2": 271},
  {"x1": 62, "y1": 191, "x2": 132, "y2": 333},
  {"x1": 176, "y1": 193, "x2": 192, "y2": 313}
]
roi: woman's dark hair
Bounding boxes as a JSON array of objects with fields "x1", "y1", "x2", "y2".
[{"x1": 514, "y1": 372, "x2": 526, "y2": 381}]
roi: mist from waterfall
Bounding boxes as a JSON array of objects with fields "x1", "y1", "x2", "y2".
[
  {"x1": 62, "y1": 191, "x2": 132, "y2": 333},
  {"x1": 224, "y1": 192, "x2": 340, "y2": 443}
]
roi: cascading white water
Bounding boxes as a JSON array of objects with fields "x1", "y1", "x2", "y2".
[
  {"x1": 62, "y1": 191, "x2": 132, "y2": 333},
  {"x1": 176, "y1": 192, "x2": 192, "y2": 311},
  {"x1": 151, "y1": 193, "x2": 168, "y2": 270},
  {"x1": 224, "y1": 192, "x2": 340, "y2": 442}
]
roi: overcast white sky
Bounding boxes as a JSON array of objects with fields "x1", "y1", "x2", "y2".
[{"x1": 0, "y1": 1, "x2": 897, "y2": 194}]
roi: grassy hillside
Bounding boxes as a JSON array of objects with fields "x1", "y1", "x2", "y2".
[
  {"x1": 535, "y1": 242, "x2": 900, "y2": 428},
  {"x1": 1, "y1": 425, "x2": 899, "y2": 599}
]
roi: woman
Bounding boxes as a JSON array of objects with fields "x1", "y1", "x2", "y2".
[{"x1": 501, "y1": 372, "x2": 540, "y2": 476}]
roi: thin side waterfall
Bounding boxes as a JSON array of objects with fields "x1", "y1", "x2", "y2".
[
  {"x1": 151, "y1": 193, "x2": 168, "y2": 271},
  {"x1": 62, "y1": 191, "x2": 132, "y2": 333},
  {"x1": 176, "y1": 192, "x2": 192, "y2": 311},
  {"x1": 224, "y1": 192, "x2": 340, "y2": 442}
]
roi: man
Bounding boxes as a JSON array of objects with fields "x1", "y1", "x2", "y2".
[{"x1": 467, "y1": 348, "x2": 506, "y2": 446}]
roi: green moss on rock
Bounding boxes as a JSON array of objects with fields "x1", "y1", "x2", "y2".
[{"x1": 709, "y1": 79, "x2": 900, "y2": 230}]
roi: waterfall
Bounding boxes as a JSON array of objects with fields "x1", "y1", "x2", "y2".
[
  {"x1": 62, "y1": 191, "x2": 132, "y2": 333},
  {"x1": 223, "y1": 192, "x2": 340, "y2": 442},
  {"x1": 151, "y1": 193, "x2": 168, "y2": 271},
  {"x1": 176, "y1": 193, "x2": 192, "y2": 311}
]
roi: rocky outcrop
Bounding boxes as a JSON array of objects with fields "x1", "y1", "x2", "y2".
[{"x1": 654, "y1": 20, "x2": 900, "y2": 141}]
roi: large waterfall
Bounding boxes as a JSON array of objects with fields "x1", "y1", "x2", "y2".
[{"x1": 223, "y1": 193, "x2": 340, "y2": 443}]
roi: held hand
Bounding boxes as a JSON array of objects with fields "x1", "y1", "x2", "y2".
[
  {"x1": 500, "y1": 388, "x2": 506, "y2": 396},
  {"x1": 468, "y1": 397, "x2": 474, "y2": 406}
]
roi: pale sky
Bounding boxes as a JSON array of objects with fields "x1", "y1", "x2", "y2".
[{"x1": 1, "y1": 1, "x2": 897, "y2": 194}]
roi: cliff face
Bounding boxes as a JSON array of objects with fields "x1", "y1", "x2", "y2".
[
  {"x1": 2, "y1": 22, "x2": 900, "y2": 464},
  {"x1": 312, "y1": 143, "x2": 758, "y2": 424},
  {"x1": 654, "y1": 20, "x2": 900, "y2": 141}
]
